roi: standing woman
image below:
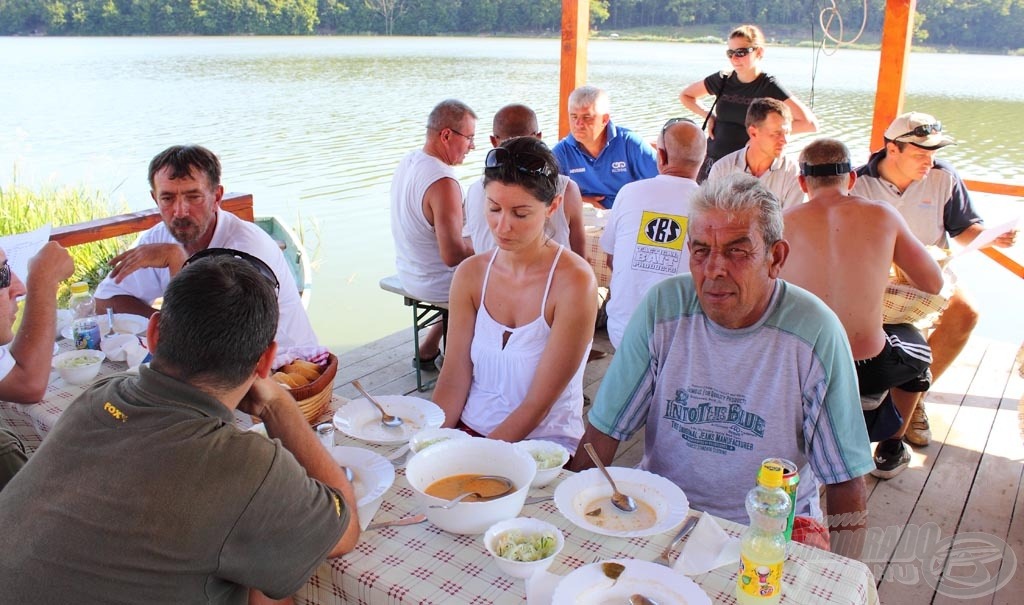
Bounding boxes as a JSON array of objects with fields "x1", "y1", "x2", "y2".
[
  {"x1": 433, "y1": 137, "x2": 597, "y2": 452},
  {"x1": 680, "y1": 24, "x2": 819, "y2": 180}
]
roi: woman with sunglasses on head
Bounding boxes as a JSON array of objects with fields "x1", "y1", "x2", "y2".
[
  {"x1": 432, "y1": 137, "x2": 597, "y2": 453},
  {"x1": 680, "y1": 24, "x2": 819, "y2": 181}
]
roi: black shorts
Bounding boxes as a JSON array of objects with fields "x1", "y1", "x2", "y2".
[{"x1": 856, "y1": 323, "x2": 932, "y2": 395}]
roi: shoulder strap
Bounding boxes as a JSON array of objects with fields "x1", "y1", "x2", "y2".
[{"x1": 701, "y1": 72, "x2": 730, "y2": 131}]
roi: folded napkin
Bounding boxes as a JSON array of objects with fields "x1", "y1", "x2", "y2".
[
  {"x1": 675, "y1": 513, "x2": 741, "y2": 576},
  {"x1": 101, "y1": 334, "x2": 151, "y2": 369}
]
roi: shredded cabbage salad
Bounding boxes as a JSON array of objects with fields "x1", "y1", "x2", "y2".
[
  {"x1": 495, "y1": 530, "x2": 558, "y2": 562},
  {"x1": 530, "y1": 449, "x2": 564, "y2": 470}
]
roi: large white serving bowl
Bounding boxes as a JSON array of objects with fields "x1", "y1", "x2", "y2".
[{"x1": 405, "y1": 437, "x2": 536, "y2": 535}]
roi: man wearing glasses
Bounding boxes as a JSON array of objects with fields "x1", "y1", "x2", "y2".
[
  {"x1": 94, "y1": 145, "x2": 318, "y2": 350},
  {"x1": 0, "y1": 242, "x2": 75, "y2": 488},
  {"x1": 390, "y1": 99, "x2": 477, "y2": 367},
  {"x1": 599, "y1": 117, "x2": 706, "y2": 350},
  {"x1": 552, "y1": 85, "x2": 658, "y2": 210},
  {"x1": 852, "y1": 112, "x2": 1017, "y2": 447}
]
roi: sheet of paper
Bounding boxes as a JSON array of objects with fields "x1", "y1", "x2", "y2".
[
  {"x1": 0, "y1": 224, "x2": 52, "y2": 283},
  {"x1": 954, "y1": 216, "x2": 1021, "y2": 258}
]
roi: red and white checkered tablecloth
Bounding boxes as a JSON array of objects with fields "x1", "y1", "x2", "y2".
[{"x1": 296, "y1": 428, "x2": 879, "y2": 605}]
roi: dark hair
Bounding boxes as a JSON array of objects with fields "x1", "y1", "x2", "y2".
[
  {"x1": 482, "y1": 136, "x2": 560, "y2": 205},
  {"x1": 148, "y1": 145, "x2": 222, "y2": 190},
  {"x1": 151, "y1": 257, "x2": 278, "y2": 390},
  {"x1": 745, "y1": 97, "x2": 791, "y2": 129}
]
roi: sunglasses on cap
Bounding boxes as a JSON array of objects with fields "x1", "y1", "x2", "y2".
[
  {"x1": 726, "y1": 46, "x2": 758, "y2": 59},
  {"x1": 0, "y1": 259, "x2": 10, "y2": 290},
  {"x1": 894, "y1": 122, "x2": 942, "y2": 140},
  {"x1": 484, "y1": 147, "x2": 554, "y2": 177},
  {"x1": 183, "y1": 248, "x2": 279, "y2": 294},
  {"x1": 661, "y1": 117, "x2": 696, "y2": 135}
]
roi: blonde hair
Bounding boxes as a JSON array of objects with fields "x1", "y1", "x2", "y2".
[{"x1": 729, "y1": 24, "x2": 765, "y2": 47}]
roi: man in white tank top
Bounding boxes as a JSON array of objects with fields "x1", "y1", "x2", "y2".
[
  {"x1": 390, "y1": 99, "x2": 478, "y2": 364},
  {"x1": 463, "y1": 104, "x2": 587, "y2": 260}
]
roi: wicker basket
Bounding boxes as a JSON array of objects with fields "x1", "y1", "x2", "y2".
[{"x1": 287, "y1": 353, "x2": 339, "y2": 425}]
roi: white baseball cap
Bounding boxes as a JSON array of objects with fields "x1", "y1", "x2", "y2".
[{"x1": 884, "y1": 112, "x2": 955, "y2": 150}]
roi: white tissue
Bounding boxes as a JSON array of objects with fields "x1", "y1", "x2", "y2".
[
  {"x1": 525, "y1": 570, "x2": 562, "y2": 604},
  {"x1": 101, "y1": 334, "x2": 150, "y2": 369},
  {"x1": 674, "y1": 513, "x2": 741, "y2": 576}
]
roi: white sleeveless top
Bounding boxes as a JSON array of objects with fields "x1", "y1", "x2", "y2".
[{"x1": 460, "y1": 246, "x2": 590, "y2": 451}]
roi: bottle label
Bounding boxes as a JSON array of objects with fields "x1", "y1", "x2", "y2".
[
  {"x1": 737, "y1": 553, "x2": 782, "y2": 599},
  {"x1": 74, "y1": 322, "x2": 102, "y2": 351}
]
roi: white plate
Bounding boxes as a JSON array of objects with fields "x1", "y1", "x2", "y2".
[
  {"x1": 552, "y1": 558, "x2": 711, "y2": 605},
  {"x1": 333, "y1": 395, "x2": 444, "y2": 445},
  {"x1": 61, "y1": 313, "x2": 149, "y2": 340},
  {"x1": 554, "y1": 467, "x2": 688, "y2": 538},
  {"x1": 329, "y1": 446, "x2": 395, "y2": 508}
]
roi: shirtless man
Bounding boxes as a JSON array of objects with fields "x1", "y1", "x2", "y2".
[{"x1": 781, "y1": 139, "x2": 943, "y2": 478}]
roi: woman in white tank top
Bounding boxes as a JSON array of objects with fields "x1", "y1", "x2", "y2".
[{"x1": 432, "y1": 137, "x2": 598, "y2": 452}]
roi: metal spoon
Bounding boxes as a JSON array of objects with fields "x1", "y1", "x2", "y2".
[
  {"x1": 351, "y1": 379, "x2": 403, "y2": 428},
  {"x1": 105, "y1": 308, "x2": 115, "y2": 337},
  {"x1": 583, "y1": 443, "x2": 637, "y2": 513},
  {"x1": 365, "y1": 513, "x2": 427, "y2": 531},
  {"x1": 340, "y1": 466, "x2": 354, "y2": 482},
  {"x1": 428, "y1": 475, "x2": 514, "y2": 509},
  {"x1": 628, "y1": 595, "x2": 659, "y2": 605}
]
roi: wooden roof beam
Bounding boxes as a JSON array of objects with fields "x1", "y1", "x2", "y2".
[
  {"x1": 559, "y1": 0, "x2": 589, "y2": 139},
  {"x1": 871, "y1": 0, "x2": 918, "y2": 151}
]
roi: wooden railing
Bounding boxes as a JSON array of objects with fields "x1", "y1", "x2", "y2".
[
  {"x1": 963, "y1": 180, "x2": 1024, "y2": 280},
  {"x1": 48, "y1": 193, "x2": 254, "y2": 248}
]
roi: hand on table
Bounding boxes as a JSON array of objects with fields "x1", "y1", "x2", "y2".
[{"x1": 108, "y1": 243, "x2": 188, "y2": 282}]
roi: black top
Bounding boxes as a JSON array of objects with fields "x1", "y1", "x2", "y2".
[{"x1": 703, "y1": 71, "x2": 791, "y2": 160}]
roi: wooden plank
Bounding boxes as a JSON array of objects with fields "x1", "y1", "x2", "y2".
[
  {"x1": 558, "y1": 0, "x2": 589, "y2": 139},
  {"x1": 876, "y1": 340, "x2": 1009, "y2": 604},
  {"x1": 871, "y1": 0, "x2": 917, "y2": 150},
  {"x1": 963, "y1": 180, "x2": 1024, "y2": 198}
]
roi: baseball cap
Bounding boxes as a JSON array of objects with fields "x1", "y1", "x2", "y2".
[{"x1": 884, "y1": 112, "x2": 955, "y2": 150}]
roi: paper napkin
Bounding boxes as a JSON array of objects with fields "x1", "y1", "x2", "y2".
[
  {"x1": 100, "y1": 334, "x2": 151, "y2": 369},
  {"x1": 674, "y1": 513, "x2": 741, "y2": 576},
  {"x1": 525, "y1": 570, "x2": 562, "y2": 604}
]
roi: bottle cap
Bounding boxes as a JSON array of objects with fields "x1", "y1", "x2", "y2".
[
  {"x1": 70, "y1": 282, "x2": 89, "y2": 294},
  {"x1": 758, "y1": 461, "x2": 784, "y2": 488}
]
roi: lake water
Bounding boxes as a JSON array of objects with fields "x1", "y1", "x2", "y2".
[{"x1": 2, "y1": 36, "x2": 1022, "y2": 351}]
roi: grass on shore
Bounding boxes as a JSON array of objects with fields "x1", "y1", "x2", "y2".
[{"x1": 1, "y1": 178, "x2": 132, "y2": 304}]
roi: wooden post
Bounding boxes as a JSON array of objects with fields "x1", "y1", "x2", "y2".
[
  {"x1": 871, "y1": 0, "x2": 917, "y2": 151},
  {"x1": 559, "y1": 0, "x2": 589, "y2": 139}
]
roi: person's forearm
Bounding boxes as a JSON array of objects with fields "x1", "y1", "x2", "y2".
[
  {"x1": 5, "y1": 277, "x2": 59, "y2": 402},
  {"x1": 96, "y1": 295, "x2": 157, "y2": 317},
  {"x1": 825, "y1": 478, "x2": 868, "y2": 560}
]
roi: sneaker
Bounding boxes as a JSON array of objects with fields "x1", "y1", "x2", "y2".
[
  {"x1": 904, "y1": 404, "x2": 932, "y2": 447},
  {"x1": 871, "y1": 440, "x2": 911, "y2": 479}
]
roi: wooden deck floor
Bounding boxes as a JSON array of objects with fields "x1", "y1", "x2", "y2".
[{"x1": 332, "y1": 329, "x2": 1023, "y2": 604}]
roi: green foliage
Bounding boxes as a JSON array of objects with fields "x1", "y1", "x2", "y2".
[
  {"x1": 0, "y1": 180, "x2": 133, "y2": 304},
  {"x1": 0, "y1": 0, "x2": 1020, "y2": 49}
]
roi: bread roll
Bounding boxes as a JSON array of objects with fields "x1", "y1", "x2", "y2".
[
  {"x1": 282, "y1": 363, "x2": 320, "y2": 382},
  {"x1": 289, "y1": 359, "x2": 322, "y2": 372},
  {"x1": 286, "y1": 372, "x2": 310, "y2": 386},
  {"x1": 272, "y1": 372, "x2": 297, "y2": 389}
]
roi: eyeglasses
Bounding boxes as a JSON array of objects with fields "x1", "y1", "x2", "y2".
[
  {"x1": 0, "y1": 259, "x2": 10, "y2": 289},
  {"x1": 661, "y1": 117, "x2": 696, "y2": 135},
  {"x1": 448, "y1": 127, "x2": 475, "y2": 145},
  {"x1": 894, "y1": 122, "x2": 942, "y2": 140},
  {"x1": 183, "y1": 248, "x2": 279, "y2": 294},
  {"x1": 484, "y1": 147, "x2": 555, "y2": 177},
  {"x1": 726, "y1": 47, "x2": 758, "y2": 59}
]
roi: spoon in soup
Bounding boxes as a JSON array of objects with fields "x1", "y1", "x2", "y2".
[
  {"x1": 584, "y1": 443, "x2": 637, "y2": 513},
  {"x1": 351, "y1": 379, "x2": 403, "y2": 428},
  {"x1": 428, "y1": 475, "x2": 514, "y2": 509}
]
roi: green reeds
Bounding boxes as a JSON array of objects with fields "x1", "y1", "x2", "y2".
[{"x1": 1, "y1": 179, "x2": 133, "y2": 305}]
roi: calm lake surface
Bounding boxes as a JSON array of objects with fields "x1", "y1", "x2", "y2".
[{"x1": 2, "y1": 36, "x2": 1022, "y2": 352}]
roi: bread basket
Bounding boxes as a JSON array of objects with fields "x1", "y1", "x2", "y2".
[{"x1": 287, "y1": 353, "x2": 339, "y2": 424}]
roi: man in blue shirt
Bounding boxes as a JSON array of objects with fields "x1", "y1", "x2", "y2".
[{"x1": 552, "y1": 86, "x2": 658, "y2": 209}]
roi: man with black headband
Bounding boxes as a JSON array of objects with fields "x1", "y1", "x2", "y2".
[
  {"x1": 782, "y1": 138, "x2": 943, "y2": 478},
  {"x1": 852, "y1": 113, "x2": 1017, "y2": 446}
]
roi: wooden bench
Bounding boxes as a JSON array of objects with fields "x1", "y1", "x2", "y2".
[{"x1": 379, "y1": 275, "x2": 449, "y2": 392}]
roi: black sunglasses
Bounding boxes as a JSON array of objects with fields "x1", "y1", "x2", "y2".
[
  {"x1": 726, "y1": 46, "x2": 758, "y2": 59},
  {"x1": 894, "y1": 122, "x2": 942, "y2": 140},
  {"x1": 484, "y1": 147, "x2": 554, "y2": 177},
  {"x1": 183, "y1": 248, "x2": 279, "y2": 293},
  {"x1": 0, "y1": 259, "x2": 10, "y2": 290},
  {"x1": 661, "y1": 117, "x2": 696, "y2": 135}
]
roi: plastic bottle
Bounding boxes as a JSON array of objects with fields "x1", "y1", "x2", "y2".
[
  {"x1": 69, "y1": 282, "x2": 101, "y2": 350},
  {"x1": 736, "y1": 461, "x2": 791, "y2": 604}
]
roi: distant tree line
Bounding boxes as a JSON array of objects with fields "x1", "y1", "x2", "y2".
[{"x1": 1, "y1": 0, "x2": 1021, "y2": 50}]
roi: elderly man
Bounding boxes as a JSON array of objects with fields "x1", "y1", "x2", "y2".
[
  {"x1": 391, "y1": 99, "x2": 477, "y2": 366},
  {"x1": 851, "y1": 112, "x2": 1017, "y2": 446},
  {"x1": 0, "y1": 253, "x2": 359, "y2": 602},
  {"x1": 464, "y1": 103, "x2": 586, "y2": 259},
  {"x1": 0, "y1": 242, "x2": 74, "y2": 489},
  {"x1": 571, "y1": 174, "x2": 873, "y2": 557},
  {"x1": 707, "y1": 98, "x2": 803, "y2": 208},
  {"x1": 552, "y1": 85, "x2": 658, "y2": 210},
  {"x1": 781, "y1": 139, "x2": 943, "y2": 479},
  {"x1": 95, "y1": 144, "x2": 317, "y2": 350},
  {"x1": 600, "y1": 117, "x2": 705, "y2": 349}
]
